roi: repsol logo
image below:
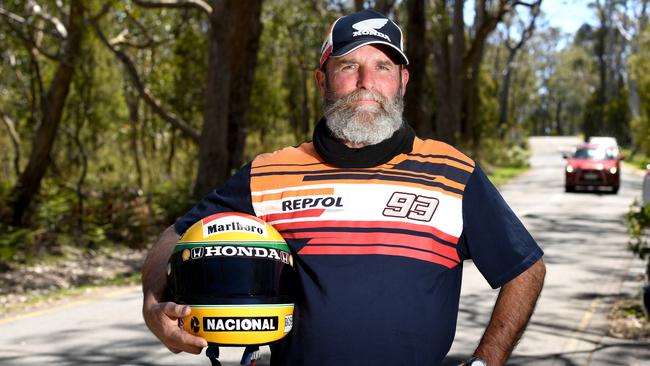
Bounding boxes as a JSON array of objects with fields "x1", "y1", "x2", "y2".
[
  {"x1": 281, "y1": 196, "x2": 344, "y2": 212},
  {"x1": 190, "y1": 245, "x2": 291, "y2": 264},
  {"x1": 203, "y1": 317, "x2": 278, "y2": 332}
]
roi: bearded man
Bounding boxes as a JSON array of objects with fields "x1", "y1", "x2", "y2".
[{"x1": 142, "y1": 9, "x2": 545, "y2": 366}]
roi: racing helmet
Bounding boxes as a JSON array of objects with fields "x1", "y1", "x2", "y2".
[{"x1": 168, "y1": 212, "x2": 296, "y2": 346}]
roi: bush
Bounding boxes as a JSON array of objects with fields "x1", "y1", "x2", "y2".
[
  {"x1": 626, "y1": 201, "x2": 650, "y2": 281},
  {"x1": 478, "y1": 138, "x2": 531, "y2": 174}
]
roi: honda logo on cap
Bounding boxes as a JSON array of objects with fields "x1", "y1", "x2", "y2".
[{"x1": 352, "y1": 18, "x2": 391, "y2": 41}]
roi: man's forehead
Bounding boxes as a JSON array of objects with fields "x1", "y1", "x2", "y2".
[{"x1": 329, "y1": 44, "x2": 399, "y2": 64}]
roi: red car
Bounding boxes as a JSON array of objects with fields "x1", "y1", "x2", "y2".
[{"x1": 564, "y1": 143, "x2": 622, "y2": 193}]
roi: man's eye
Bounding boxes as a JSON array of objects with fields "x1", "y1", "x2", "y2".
[{"x1": 342, "y1": 64, "x2": 356, "y2": 71}]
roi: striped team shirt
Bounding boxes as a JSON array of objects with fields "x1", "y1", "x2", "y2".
[{"x1": 175, "y1": 137, "x2": 543, "y2": 365}]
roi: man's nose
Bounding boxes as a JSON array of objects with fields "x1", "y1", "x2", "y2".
[{"x1": 356, "y1": 67, "x2": 375, "y2": 90}]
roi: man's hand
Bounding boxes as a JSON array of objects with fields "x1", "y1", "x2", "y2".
[
  {"x1": 141, "y1": 225, "x2": 207, "y2": 353},
  {"x1": 143, "y1": 300, "x2": 207, "y2": 354}
]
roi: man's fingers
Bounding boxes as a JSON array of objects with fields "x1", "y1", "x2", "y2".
[
  {"x1": 167, "y1": 325, "x2": 207, "y2": 354},
  {"x1": 167, "y1": 345, "x2": 182, "y2": 354},
  {"x1": 162, "y1": 302, "x2": 190, "y2": 319},
  {"x1": 145, "y1": 301, "x2": 207, "y2": 354}
]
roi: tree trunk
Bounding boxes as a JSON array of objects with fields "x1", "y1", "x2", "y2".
[
  {"x1": 0, "y1": 112, "x2": 21, "y2": 177},
  {"x1": 300, "y1": 66, "x2": 310, "y2": 139},
  {"x1": 498, "y1": 50, "x2": 516, "y2": 139},
  {"x1": 449, "y1": 0, "x2": 465, "y2": 145},
  {"x1": 8, "y1": 0, "x2": 85, "y2": 225},
  {"x1": 404, "y1": 0, "x2": 430, "y2": 137},
  {"x1": 432, "y1": 0, "x2": 453, "y2": 143},
  {"x1": 555, "y1": 99, "x2": 564, "y2": 135},
  {"x1": 375, "y1": 0, "x2": 396, "y2": 15},
  {"x1": 227, "y1": 0, "x2": 264, "y2": 172},
  {"x1": 194, "y1": 1, "x2": 233, "y2": 198},
  {"x1": 125, "y1": 87, "x2": 144, "y2": 188}
]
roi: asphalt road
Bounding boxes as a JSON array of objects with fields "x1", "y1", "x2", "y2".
[{"x1": 0, "y1": 136, "x2": 648, "y2": 366}]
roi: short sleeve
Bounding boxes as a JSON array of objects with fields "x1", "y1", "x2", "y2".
[
  {"x1": 174, "y1": 163, "x2": 255, "y2": 235},
  {"x1": 458, "y1": 165, "x2": 543, "y2": 288}
]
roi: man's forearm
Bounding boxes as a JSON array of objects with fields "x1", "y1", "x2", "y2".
[
  {"x1": 142, "y1": 225, "x2": 180, "y2": 305},
  {"x1": 473, "y1": 258, "x2": 546, "y2": 365}
]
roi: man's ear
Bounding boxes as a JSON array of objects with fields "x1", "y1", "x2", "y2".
[
  {"x1": 315, "y1": 68, "x2": 326, "y2": 97},
  {"x1": 400, "y1": 67, "x2": 409, "y2": 96}
]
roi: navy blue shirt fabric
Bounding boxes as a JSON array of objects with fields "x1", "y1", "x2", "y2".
[{"x1": 459, "y1": 166, "x2": 543, "y2": 289}]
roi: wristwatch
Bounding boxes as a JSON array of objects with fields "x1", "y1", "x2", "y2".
[{"x1": 465, "y1": 356, "x2": 488, "y2": 366}]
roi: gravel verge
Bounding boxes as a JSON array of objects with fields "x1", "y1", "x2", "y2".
[{"x1": 0, "y1": 247, "x2": 146, "y2": 316}]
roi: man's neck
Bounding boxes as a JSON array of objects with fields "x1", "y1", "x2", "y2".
[{"x1": 343, "y1": 141, "x2": 368, "y2": 149}]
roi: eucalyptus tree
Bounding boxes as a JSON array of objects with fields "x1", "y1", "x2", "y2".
[
  {"x1": 0, "y1": 0, "x2": 109, "y2": 225},
  {"x1": 97, "y1": 0, "x2": 264, "y2": 198},
  {"x1": 429, "y1": 0, "x2": 542, "y2": 148},
  {"x1": 496, "y1": 2, "x2": 541, "y2": 139}
]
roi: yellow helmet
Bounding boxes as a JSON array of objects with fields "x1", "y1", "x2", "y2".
[{"x1": 168, "y1": 212, "x2": 296, "y2": 346}]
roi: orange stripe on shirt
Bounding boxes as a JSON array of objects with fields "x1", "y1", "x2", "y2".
[
  {"x1": 299, "y1": 245, "x2": 459, "y2": 268},
  {"x1": 252, "y1": 176, "x2": 463, "y2": 200},
  {"x1": 261, "y1": 209, "x2": 325, "y2": 223},
  {"x1": 303, "y1": 232, "x2": 459, "y2": 262},
  {"x1": 273, "y1": 220, "x2": 459, "y2": 244},
  {"x1": 412, "y1": 138, "x2": 476, "y2": 168}
]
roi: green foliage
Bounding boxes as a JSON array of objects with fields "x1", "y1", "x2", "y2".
[
  {"x1": 148, "y1": 179, "x2": 195, "y2": 225},
  {"x1": 629, "y1": 25, "x2": 650, "y2": 157},
  {"x1": 619, "y1": 148, "x2": 649, "y2": 171},
  {"x1": 486, "y1": 166, "x2": 529, "y2": 188},
  {"x1": 0, "y1": 224, "x2": 38, "y2": 264},
  {"x1": 480, "y1": 138, "x2": 531, "y2": 170},
  {"x1": 626, "y1": 201, "x2": 650, "y2": 279},
  {"x1": 474, "y1": 66, "x2": 500, "y2": 142}
]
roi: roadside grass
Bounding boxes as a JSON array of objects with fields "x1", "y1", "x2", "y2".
[
  {"x1": 608, "y1": 298, "x2": 650, "y2": 340},
  {"x1": 621, "y1": 148, "x2": 649, "y2": 171},
  {"x1": 487, "y1": 166, "x2": 529, "y2": 187},
  {"x1": 1, "y1": 271, "x2": 140, "y2": 317},
  {"x1": 0, "y1": 244, "x2": 144, "y2": 317}
]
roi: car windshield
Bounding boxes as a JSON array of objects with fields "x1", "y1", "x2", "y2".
[{"x1": 574, "y1": 148, "x2": 616, "y2": 161}]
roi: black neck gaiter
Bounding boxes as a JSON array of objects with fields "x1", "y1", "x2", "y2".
[{"x1": 312, "y1": 117, "x2": 415, "y2": 168}]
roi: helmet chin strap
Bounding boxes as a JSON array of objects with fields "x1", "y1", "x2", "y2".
[
  {"x1": 206, "y1": 345, "x2": 261, "y2": 366},
  {"x1": 206, "y1": 345, "x2": 221, "y2": 366}
]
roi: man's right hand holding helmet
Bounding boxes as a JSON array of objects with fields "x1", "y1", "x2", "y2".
[{"x1": 142, "y1": 225, "x2": 208, "y2": 354}]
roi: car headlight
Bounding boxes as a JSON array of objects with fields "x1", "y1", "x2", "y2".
[
  {"x1": 609, "y1": 167, "x2": 617, "y2": 174},
  {"x1": 566, "y1": 165, "x2": 574, "y2": 173}
]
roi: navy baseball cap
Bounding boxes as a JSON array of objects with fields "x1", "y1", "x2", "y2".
[{"x1": 319, "y1": 9, "x2": 409, "y2": 69}]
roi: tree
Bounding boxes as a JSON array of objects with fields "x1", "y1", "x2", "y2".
[
  {"x1": 404, "y1": 0, "x2": 430, "y2": 137},
  {"x1": 582, "y1": 0, "x2": 630, "y2": 143},
  {"x1": 1, "y1": 0, "x2": 89, "y2": 225},
  {"x1": 101, "y1": 0, "x2": 264, "y2": 197},
  {"x1": 430, "y1": 0, "x2": 540, "y2": 148},
  {"x1": 497, "y1": 2, "x2": 541, "y2": 139}
]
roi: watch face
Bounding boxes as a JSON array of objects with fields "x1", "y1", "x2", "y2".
[{"x1": 470, "y1": 359, "x2": 487, "y2": 366}]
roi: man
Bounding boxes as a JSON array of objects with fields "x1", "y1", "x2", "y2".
[{"x1": 142, "y1": 9, "x2": 545, "y2": 366}]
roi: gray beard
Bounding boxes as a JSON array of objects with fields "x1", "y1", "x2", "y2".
[{"x1": 323, "y1": 87, "x2": 405, "y2": 146}]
